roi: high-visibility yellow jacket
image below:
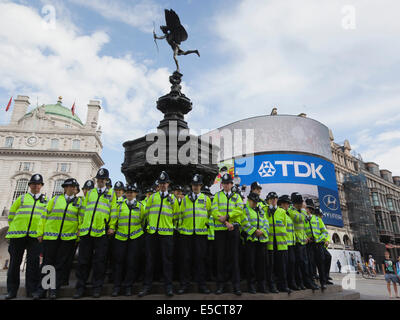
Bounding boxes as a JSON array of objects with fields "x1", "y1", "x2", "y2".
[
  {"x1": 111, "y1": 199, "x2": 145, "y2": 241},
  {"x1": 305, "y1": 214, "x2": 329, "y2": 244},
  {"x1": 240, "y1": 203, "x2": 269, "y2": 243},
  {"x1": 284, "y1": 210, "x2": 296, "y2": 247},
  {"x1": 267, "y1": 207, "x2": 288, "y2": 251},
  {"x1": 211, "y1": 191, "x2": 244, "y2": 231},
  {"x1": 7, "y1": 193, "x2": 48, "y2": 239},
  {"x1": 38, "y1": 194, "x2": 80, "y2": 240},
  {"x1": 145, "y1": 192, "x2": 180, "y2": 236},
  {"x1": 287, "y1": 206, "x2": 308, "y2": 245},
  {"x1": 178, "y1": 193, "x2": 212, "y2": 236},
  {"x1": 79, "y1": 188, "x2": 117, "y2": 237}
]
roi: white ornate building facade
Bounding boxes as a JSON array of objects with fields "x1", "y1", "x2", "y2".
[{"x1": 0, "y1": 95, "x2": 104, "y2": 267}]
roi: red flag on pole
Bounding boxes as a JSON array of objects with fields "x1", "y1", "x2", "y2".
[
  {"x1": 5, "y1": 96, "x2": 12, "y2": 112},
  {"x1": 71, "y1": 101, "x2": 75, "y2": 116}
]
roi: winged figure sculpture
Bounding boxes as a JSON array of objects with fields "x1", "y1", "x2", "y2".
[{"x1": 153, "y1": 9, "x2": 200, "y2": 73}]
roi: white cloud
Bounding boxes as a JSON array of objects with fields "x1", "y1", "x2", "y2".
[
  {"x1": 0, "y1": 1, "x2": 170, "y2": 147},
  {"x1": 188, "y1": 0, "x2": 400, "y2": 174},
  {"x1": 68, "y1": 0, "x2": 162, "y2": 33}
]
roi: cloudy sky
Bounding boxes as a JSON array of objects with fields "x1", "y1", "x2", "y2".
[{"x1": 0, "y1": 0, "x2": 399, "y2": 183}]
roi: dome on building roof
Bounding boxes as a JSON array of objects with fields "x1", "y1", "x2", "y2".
[{"x1": 24, "y1": 97, "x2": 83, "y2": 125}]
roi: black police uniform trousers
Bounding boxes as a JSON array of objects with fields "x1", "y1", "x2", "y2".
[
  {"x1": 323, "y1": 246, "x2": 332, "y2": 279},
  {"x1": 266, "y1": 249, "x2": 288, "y2": 290},
  {"x1": 215, "y1": 225, "x2": 241, "y2": 289},
  {"x1": 76, "y1": 235, "x2": 108, "y2": 291},
  {"x1": 287, "y1": 245, "x2": 297, "y2": 287},
  {"x1": 105, "y1": 233, "x2": 115, "y2": 282},
  {"x1": 179, "y1": 234, "x2": 208, "y2": 287},
  {"x1": 308, "y1": 242, "x2": 327, "y2": 285},
  {"x1": 37, "y1": 239, "x2": 75, "y2": 292},
  {"x1": 294, "y1": 243, "x2": 312, "y2": 286},
  {"x1": 306, "y1": 243, "x2": 317, "y2": 279},
  {"x1": 245, "y1": 240, "x2": 266, "y2": 289},
  {"x1": 63, "y1": 240, "x2": 78, "y2": 285},
  {"x1": 7, "y1": 237, "x2": 41, "y2": 295},
  {"x1": 113, "y1": 235, "x2": 144, "y2": 289},
  {"x1": 205, "y1": 239, "x2": 216, "y2": 281},
  {"x1": 143, "y1": 233, "x2": 174, "y2": 289}
]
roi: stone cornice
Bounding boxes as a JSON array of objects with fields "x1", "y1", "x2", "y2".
[
  {"x1": 0, "y1": 148, "x2": 104, "y2": 167},
  {"x1": 0, "y1": 127, "x2": 103, "y2": 148}
]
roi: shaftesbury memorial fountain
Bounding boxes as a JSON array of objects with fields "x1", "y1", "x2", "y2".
[{"x1": 122, "y1": 9, "x2": 219, "y2": 189}]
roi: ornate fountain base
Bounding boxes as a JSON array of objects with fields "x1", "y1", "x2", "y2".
[{"x1": 122, "y1": 72, "x2": 218, "y2": 189}]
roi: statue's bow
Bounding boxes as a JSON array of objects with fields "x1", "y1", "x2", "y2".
[{"x1": 153, "y1": 21, "x2": 159, "y2": 54}]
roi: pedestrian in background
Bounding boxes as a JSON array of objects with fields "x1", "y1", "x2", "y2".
[
  {"x1": 382, "y1": 251, "x2": 400, "y2": 299},
  {"x1": 337, "y1": 259, "x2": 341, "y2": 273}
]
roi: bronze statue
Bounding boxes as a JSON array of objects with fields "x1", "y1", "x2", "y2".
[{"x1": 153, "y1": 9, "x2": 200, "y2": 73}]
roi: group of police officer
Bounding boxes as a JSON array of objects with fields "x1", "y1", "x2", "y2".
[{"x1": 4, "y1": 167, "x2": 333, "y2": 299}]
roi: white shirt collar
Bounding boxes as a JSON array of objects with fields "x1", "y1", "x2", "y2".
[
  {"x1": 160, "y1": 191, "x2": 169, "y2": 198},
  {"x1": 127, "y1": 199, "x2": 137, "y2": 205},
  {"x1": 29, "y1": 192, "x2": 40, "y2": 200},
  {"x1": 225, "y1": 191, "x2": 232, "y2": 197},
  {"x1": 98, "y1": 187, "x2": 106, "y2": 193}
]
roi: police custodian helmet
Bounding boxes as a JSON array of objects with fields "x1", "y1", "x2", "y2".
[
  {"x1": 28, "y1": 174, "x2": 44, "y2": 185},
  {"x1": 96, "y1": 168, "x2": 109, "y2": 179},
  {"x1": 83, "y1": 180, "x2": 94, "y2": 190}
]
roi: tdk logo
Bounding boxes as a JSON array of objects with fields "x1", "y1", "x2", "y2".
[
  {"x1": 258, "y1": 161, "x2": 276, "y2": 177},
  {"x1": 258, "y1": 160, "x2": 325, "y2": 181}
]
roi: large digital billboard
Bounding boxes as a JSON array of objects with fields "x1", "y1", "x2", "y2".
[{"x1": 234, "y1": 153, "x2": 343, "y2": 227}]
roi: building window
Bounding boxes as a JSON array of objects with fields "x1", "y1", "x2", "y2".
[
  {"x1": 375, "y1": 211, "x2": 384, "y2": 229},
  {"x1": 387, "y1": 198, "x2": 394, "y2": 211},
  {"x1": 19, "y1": 162, "x2": 34, "y2": 172},
  {"x1": 51, "y1": 139, "x2": 59, "y2": 149},
  {"x1": 52, "y1": 179, "x2": 64, "y2": 197},
  {"x1": 372, "y1": 192, "x2": 380, "y2": 206},
  {"x1": 332, "y1": 233, "x2": 341, "y2": 244},
  {"x1": 72, "y1": 139, "x2": 80, "y2": 150},
  {"x1": 57, "y1": 163, "x2": 70, "y2": 173},
  {"x1": 5, "y1": 137, "x2": 14, "y2": 148},
  {"x1": 343, "y1": 235, "x2": 351, "y2": 246},
  {"x1": 391, "y1": 216, "x2": 399, "y2": 233},
  {"x1": 12, "y1": 179, "x2": 29, "y2": 203}
]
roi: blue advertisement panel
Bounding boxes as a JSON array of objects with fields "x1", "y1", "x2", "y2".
[{"x1": 234, "y1": 153, "x2": 343, "y2": 227}]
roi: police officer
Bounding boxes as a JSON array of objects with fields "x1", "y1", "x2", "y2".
[
  {"x1": 266, "y1": 193, "x2": 291, "y2": 293},
  {"x1": 142, "y1": 187, "x2": 154, "y2": 206},
  {"x1": 304, "y1": 201, "x2": 329, "y2": 290},
  {"x1": 114, "y1": 181, "x2": 126, "y2": 204},
  {"x1": 315, "y1": 208, "x2": 333, "y2": 285},
  {"x1": 5, "y1": 174, "x2": 47, "y2": 299},
  {"x1": 34, "y1": 178, "x2": 81, "y2": 299},
  {"x1": 74, "y1": 168, "x2": 117, "y2": 299},
  {"x1": 82, "y1": 180, "x2": 94, "y2": 197},
  {"x1": 241, "y1": 192, "x2": 269, "y2": 294},
  {"x1": 63, "y1": 179, "x2": 83, "y2": 286},
  {"x1": 110, "y1": 183, "x2": 145, "y2": 297},
  {"x1": 106, "y1": 178, "x2": 112, "y2": 190},
  {"x1": 173, "y1": 185, "x2": 184, "y2": 205},
  {"x1": 202, "y1": 185, "x2": 216, "y2": 281},
  {"x1": 177, "y1": 174, "x2": 212, "y2": 294},
  {"x1": 138, "y1": 171, "x2": 180, "y2": 297},
  {"x1": 211, "y1": 173, "x2": 244, "y2": 296},
  {"x1": 279, "y1": 195, "x2": 298, "y2": 291},
  {"x1": 288, "y1": 193, "x2": 319, "y2": 290}
]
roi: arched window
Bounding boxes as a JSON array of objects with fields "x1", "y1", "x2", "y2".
[
  {"x1": 51, "y1": 139, "x2": 59, "y2": 149},
  {"x1": 12, "y1": 178, "x2": 29, "y2": 203},
  {"x1": 343, "y1": 235, "x2": 351, "y2": 246},
  {"x1": 52, "y1": 179, "x2": 64, "y2": 197},
  {"x1": 72, "y1": 139, "x2": 80, "y2": 150},
  {"x1": 332, "y1": 233, "x2": 341, "y2": 244}
]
